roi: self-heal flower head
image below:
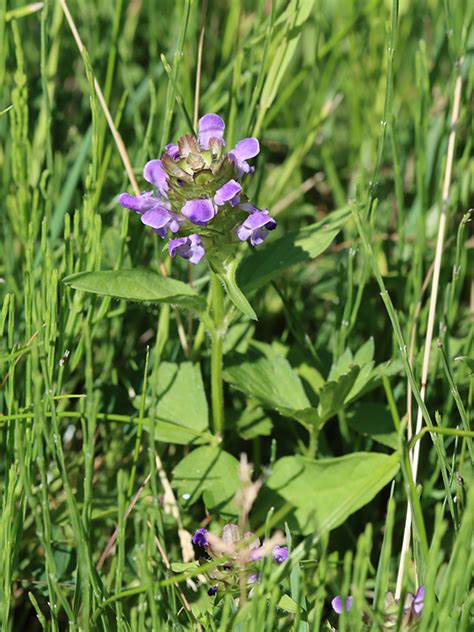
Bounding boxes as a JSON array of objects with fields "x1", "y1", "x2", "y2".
[
  {"x1": 331, "y1": 595, "x2": 353, "y2": 614},
  {"x1": 118, "y1": 113, "x2": 275, "y2": 264},
  {"x1": 192, "y1": 527, "x2": 209, "y2": 548}
]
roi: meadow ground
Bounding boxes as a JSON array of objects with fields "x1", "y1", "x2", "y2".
[{"x1": 0, "y1": 0, "x2": 473, "y2": 630}]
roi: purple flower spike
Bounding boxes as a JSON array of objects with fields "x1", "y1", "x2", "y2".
[
  {"x1": 214, "y1": 179, "x2": 242, "y2": 207},
  {"x1": 165, "y1": 143, "x2": 180, "y2": 160},
  {"x1": 229, "y1": 138, "x2": 260, "y2": 175},
  {"x1": 237, "y1": 209, "x2": 277, "y2": 246},
  {"x1": 192, "y1": 528, "x2": 209, "y2": 548},
  {"x1": 331, "y1": 595, "x2": 353, "y2": 615},
  {"x1": 198, "y1": 114, "x2": 225, "y2": 150},
  {"x1": 207, "y1": 585, "x2": 218, "y2": 596},
  {"x1": 413, "y1": 585, "x2": 425, "y2": 615},
  {"x1": 143, "y1": 159, "x2": 169, "y2": 197},
  {"x1": 272, "y1": 546, "x2": 288, "y2": 563},
  {"x1": 169, "y1": 234, "x2": 205, "y2": 265},
  {"x1": 181, "y1": 198, "x2": 217, "y2": 225}
]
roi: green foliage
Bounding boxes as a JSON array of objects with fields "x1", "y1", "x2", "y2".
[
  {"x1": 64, "y1": 269, "x2": 206, "y2": 312},
  {"x1": 0, "y1": 0, "x2": 473, "y2": 629},
  {"x1": 266, "y1": 452, "x2": 400, "y2": 533},
  {"x1": 172, "y1": 446, "x2": 240, "y2": 518}
]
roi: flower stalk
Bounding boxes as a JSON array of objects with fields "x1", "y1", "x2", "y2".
[{"x1": 210, "y1": 271, "x2": 225, "y2": 437}]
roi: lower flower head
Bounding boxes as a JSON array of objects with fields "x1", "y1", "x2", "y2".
[
  {"x1": 272, "y1": 546, "x2": 288, "y2": 563},
  {"x1": 192, "y1": 527, "x2": 209, "y2": 548},
  {"x1": 331, "y1": 595, "x2": 353, "y2": 614}
]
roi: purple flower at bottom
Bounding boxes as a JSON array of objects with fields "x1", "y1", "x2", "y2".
[
  {"x1": 237, "y1": 208, "x2": 277, "y2": 246},
  {"x1": 413, "y1": 585, "x2": 425, "y2": 615},
  {"x1": 207, "y1": 585, "x2": 218, "y2": 596},
  {"x1": 272, "y1": 546, "x2": 288, "y2": 563},
  {"x1": 331, "y1": 595, "x2": 353, "y2": 614},
  {"x1": 169, "y1": 234, "x2": 205, "y2": 264},
  {"x1": 250, "y1": 547, "x2": 263, "y2": 562},
  {"x1": 192, "y1": 528, "x2": 209, "y2": 548}
]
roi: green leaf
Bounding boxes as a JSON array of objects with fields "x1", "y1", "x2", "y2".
[
  {"x1": 172, "y1": 447, "x2": 240, "y2": 518},
  {"x1": 152, "y1": 362, "x2": 209, "y2": 445},
  {"x1": 224, "y1": 350, "x2": 311, "y2": 415},
  {"x1": 316, "y1": 365, "x2": 360, "y2": 425},
  {"x1": 209, "y1": 255, "x2": 257, "y2": 320},
  {"x1": 346, "y1": 404, "x2": 398, "y2": 449},
  {"x1": 238, "y1": 208, "x2": 350, "y2": 293},
  {"x1": 277, "y1": 594, "x2": 300, "y2": 614},
  {"x1": 171, "y1": 561, "x2": 200, "y2": 573},
  {"x1": 266, "y1": 452, "x2": 400, "y2": 534},
  {"x1": 236, "y1": 404, "x2": 273, "y2": 440},
  {"x1": 455, "y1": 355, "x2": 474, "y2": 374},
  {"x1": 63, "y1": 269, "x2": 206, "y2": 312}
]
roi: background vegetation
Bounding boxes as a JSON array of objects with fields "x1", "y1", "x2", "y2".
[{"x1": 0, "y1": 0, "x2": 472, "y2": 629}]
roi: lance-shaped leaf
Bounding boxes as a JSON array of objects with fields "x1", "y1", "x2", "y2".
[{"x1": 63, "y1": 269, "x2": 206, "y2": 312}]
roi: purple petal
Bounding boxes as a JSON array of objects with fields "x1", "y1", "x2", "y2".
[
  {"x1": 168, "y1": 234, "x2": 205, "y2": 265},
  {"x1": 236, "y1": 209, "x2": 277, "y2": 246},
  {"x1": 141, "y1": 208, "x2": 172, "y2": 230},
  {"x1": 272, "y1": 546, "x2": 288, "y2": 563},
  {"x1": 413, "y1": 585, "x2": 425, "y2": 614},
  {"x1": 229, "y1": 138, "x2": 260, "y2": 175},
  {"x1": 118, "y1": 191, "x2": 156, "y2": 213},
  {"x1": 143, "y1": 159, "x2": 169, "y2": 197},
  {"x1": 331, "y1": 595, "x2": 352, "y2": 614},
  {"x1": 165, "y1": 143, "x2": 180, "y2": 160},
  {"x1": 181, "y1": 198, "x2": 217, "y2": 226},
  {"x1": 243, "y1": 210, "x2": 276, "y2": 231},
  {"x1": 214, "y1": 179, "x2": 242, "y2": 207},
  {"x1": 198, "y1": 113, "x2": 225, "y2": 149},
  {"x1": 192, "y1": 528, "x2": 209, "y2": 547},
  {"x1": 207, "y1": 585, "x2": 218, "y2": 596}
]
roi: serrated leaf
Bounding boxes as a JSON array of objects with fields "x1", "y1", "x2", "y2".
[
  {"x1": 266, "y1": 452, "x2": 400, "y2": 534},
  {"x1": 63, "y1": 269, "x2": 206, "y2": 312},
  {"x1": 238, "y1": 208, "x2": 350, "y2": 293},
  {"x1": 172, "y1": 447, "x2": 240, "y2": 518}
]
